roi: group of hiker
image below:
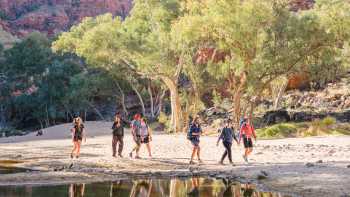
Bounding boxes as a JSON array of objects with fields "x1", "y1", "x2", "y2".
[{"x1": 70, "y1": 112, "x2": 257, "y2": 164}]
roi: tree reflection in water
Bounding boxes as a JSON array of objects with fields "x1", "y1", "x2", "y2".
[{"x1": 0, "y1": 177, "x2": 289, "y2": 197}]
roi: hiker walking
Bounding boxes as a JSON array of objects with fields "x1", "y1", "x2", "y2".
[
  {"x1": 217, "y1": 119, "x2": 238, "y2": 165},
  {"x1": 238, "y1": 117, "x2": 256, "y2": 163},
  {"x1": 129, "y1": 113, "x2": 142, "y2": 159},
  {"x1": 139, "y1": 116, "x2": 153, "y2": 158},
  {"x1": 70, "y1": 116, "x2": 86, "y2": 159},
  {"x1": 112, "y1": 112, "x2": 128, "y2": 158},
  {"x1": 188, "y1": 116, "x2": 203, "y2": 164}
]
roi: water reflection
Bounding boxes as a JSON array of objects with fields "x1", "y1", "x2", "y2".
[{"x1": 0, "y1": 177, "x2": 290, "y2": 197}]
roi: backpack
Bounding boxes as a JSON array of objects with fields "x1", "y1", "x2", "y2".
[{"x1": 187, "y1": 124, "x2": 192, "y2": 140}]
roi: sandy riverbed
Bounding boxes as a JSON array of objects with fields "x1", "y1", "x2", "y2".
[{"x1": 0, "y1": 121, "x2": 349, "y2": 197}]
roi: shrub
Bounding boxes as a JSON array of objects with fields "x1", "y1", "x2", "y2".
[
  {"x1": 0, "y1": 127, "x2": 23, "y2": 137},
  {"x1": 258, "y1": 123, "x2": 297, "y2": 138},
  {"x1": 321, "y1": 116, "x2": 336, "y2": 127},
  {"x1": 158, "y1": 112, "x2": 171, "y2": 133}
]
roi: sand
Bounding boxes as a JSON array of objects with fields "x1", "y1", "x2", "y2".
[{"x1": 0, "y1": 121, "x2": 349, "y2": 197}]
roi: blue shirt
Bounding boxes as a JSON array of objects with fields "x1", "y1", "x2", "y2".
[
  {"x1": 189, "y1": 124, "x2": 202, "y2": 136},
  {"x1": 218, "y1": 127, "x2": 237, "y2": 143}
]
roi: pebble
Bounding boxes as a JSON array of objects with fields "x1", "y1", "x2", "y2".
[
  {"x1": 306, "y1": 163, "x2": 315, "y2": 168},
  {"x1": 316, "y1": 160, "x2": 323, "y2": 163},
  {"x1": 347, "y1": 165, "x2": 350, "y2": 168}
]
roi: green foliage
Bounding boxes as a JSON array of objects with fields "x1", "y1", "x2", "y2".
[
  {"x1": 158, "y1": 112, "x2": 171, "y2": 133},
  {"x1": 257, "y1": 123, "x2": 298, "y2": 138},
  {"x1": 321, "y1": 116, "x2": 336, "y2": 127},
  {"x1": 0, "y1": 32, "x2": 119, "y2": 129},
  {"x1": 0, "y1": 127, "x2": 24, "y2": 137}
]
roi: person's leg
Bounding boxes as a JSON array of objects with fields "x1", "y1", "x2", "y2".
[
  {"x1": 146, "y1": 143, "x2": 152, "y2": 157},
  {"x1": 220, "y1": 149, "x2": 228, "y2": 164},
  {"x1": 222, "y1": 142, "x2": 231, "y2": 163},
  {"x1": 135, "y1": 141, "x2": 141, "y2": 158},
  {"x1": 226, "y1": 143, "x2": 233, "y2": 163},
  {"x1": 197, "y1": 145, "x2": 202, "y2": 162},
  {"x1": 76, "y1": 141, "x2": 81, "y2": 157},
  {"x1": 118, "y1": 136, "x2": 124, "y2": 157},
  {"x1": 71, "y1": 142, "x2": 77, "y2": 157},
  {"x1": 190, "y1": 146, "x2": 197, "y2": 163},
  {"x1": 112, "y1": 136, "x2": 117, "y2": 157}
]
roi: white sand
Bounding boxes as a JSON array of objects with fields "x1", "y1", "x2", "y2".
[{"x1": 0, "y1": 121, "x2": 350, "y2": 197}]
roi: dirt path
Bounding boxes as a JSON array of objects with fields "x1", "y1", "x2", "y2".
[{"x1": 0, "y1": 121, "x2": 350, "y2": 197}]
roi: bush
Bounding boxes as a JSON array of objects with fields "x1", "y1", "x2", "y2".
[
  {"x1": 158, "y1": 112, "x2": 171, "y2": 133},
  {"x1": 321, "y1": 116, "x2": 336, "y2": 127},
  {"x1": 258, "y1": 123, "x2": 297, "y2": 138},
  {"x1": 0, "y1": 127, "x2": 24, "y2": 137}
]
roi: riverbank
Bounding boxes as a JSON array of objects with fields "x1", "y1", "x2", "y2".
[{"x1": 0, "y1": 121, "x2": 349, "y2": 197}]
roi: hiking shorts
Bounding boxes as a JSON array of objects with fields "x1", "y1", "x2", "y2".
[
  {"x1": 73, "y1": 135, "x2": 82, "y2": 142},
  {"x1": 141, "y1": 135, "x2": 150, "y2": 144},
  {"x1": 243, "y1": 137, "x2": 253, "y2": 148},
  {"x1": 190, "y1": 136, "x2": 200, "y2": 147}
]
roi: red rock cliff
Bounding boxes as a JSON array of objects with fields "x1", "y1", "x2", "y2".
[{"x1": 0, "y1": 0, "x2": 132, "y2": 37}]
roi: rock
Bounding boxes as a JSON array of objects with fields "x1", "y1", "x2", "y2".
[
  {"x1": 316, "y1": 160, "x2": 323, "y2": 163},
  {"x1": 257, "y1": 171, "x2": 269, "y2": 180},
  {"x1": 347, "y1": 165, "x2": 350, "y2": 168},
  {"x1": 306, "y1": 162, "x2": 315, "y2": 168},
  {"x1": 0, "y1": 0, "x2": 133, "y2": 37},
  {"x1": 263, "y1": 110, "x2": 290, "y2": 125},
  {"x1": 14, "y1": 154, "x2": 22, "y2": 158}
]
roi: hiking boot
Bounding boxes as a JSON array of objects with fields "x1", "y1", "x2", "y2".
[
  {"x1": 242, "y1": 155, "x2": 248, "y2": 163},
  {"x1": 118, "y1": 154, "x2": 123, "y2": 158},
  {"x1": 189, "y1": 160, "x2": 195, "y2": 165},
  {"x1": 129, "y1": 152, "x2": 133, "y2": 158},
  {"x1": 219, "y1": 161, "x2": 224, "y2": 165},
  {"x1": 198, "y1": 159, "x2": 204, "y2": 164},
  {"x1": 230, "y1": 162, "x2": 235, "y2": 166},
  {"x1": 135, "y1": 156, "x2": 141, "y2": 159},
  {"x1": 70, "y1": 153, "x2": 73, "y2": 159}
]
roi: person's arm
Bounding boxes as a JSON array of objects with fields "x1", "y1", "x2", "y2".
[
  {"x1": 217, "y1": 129, "x2": 223, "y2": 146},
  {"x1": 71, "y1": 127, "x2": 75, "y2": 141},
  {"x1": 148, "y1": 126, "x2": 153, "y2": 141},
  {"x1": 82, "y1": 125, "x2": 86, "y2": 143},
  {"x1": 232, "y1": 128, "x2": 239, "y2": 143},
  {"x1": 238, "y1": 127, "x2": 243, "y2": 144},
  {"x1": 251, "y1": 125, "x2": 257, "y2": 140}
]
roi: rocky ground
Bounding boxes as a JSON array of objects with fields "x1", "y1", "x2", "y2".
[{"x1": 0, "y1": 121, "x2": 349, "y2": 197}]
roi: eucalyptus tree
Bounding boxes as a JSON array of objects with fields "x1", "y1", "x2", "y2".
[
  {"x1": 53, "y1": 0, "x2": 185, "y2": 132},
  {"x1": 172, "y1": 0, "x2": 350, "y2": 125}
]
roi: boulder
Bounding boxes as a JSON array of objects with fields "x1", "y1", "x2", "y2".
[{"x1": 263, "y1": 110, "x2": 290, "y2": 125}]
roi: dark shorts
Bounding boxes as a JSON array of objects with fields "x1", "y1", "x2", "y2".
[
  {"x1": 190, "y1": 136, "x2": 200, "y2": 147},
  {"x1": 243, "y1": 137, "x2": 253, "y2": 148},
  {"x1": 136, "y1": 135, "x2": 150, "y2": 144},
  {"x1": 73, "y1": 135, "x2": 82, "y2": 142},
  {"x1": 141, "y1": 135, "x2": 150, "y2": 144}
]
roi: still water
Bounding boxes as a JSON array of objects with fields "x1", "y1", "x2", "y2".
[{"x1": 0, "y1": 177, "x2": 290, "y2": 197}]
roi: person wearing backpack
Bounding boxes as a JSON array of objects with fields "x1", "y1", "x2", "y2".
[
  {"x1": 129, "y1": 113, "x2": 142, "y2": 159},
  {"x1": 111, "y1": 112, "x2": 128, "y2": 158},
  {"x1": 217, "y1": 119, "x2": 238, "y2": 165},
  {"x1": 188, "y1": 116, "x2": 203, "y2": 164},
  {"x1": 70, "y1": 116, "x2": 86, "y2": 159},
  {"x1": 139, "y1": 116, "x2": 153, "y2": 158},
  {"x1": 238, "y1": 117, "x2": 257, "y2": 163}
]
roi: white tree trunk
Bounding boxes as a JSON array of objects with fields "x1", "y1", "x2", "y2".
[
  {"x1": 161, "y1": 77, "x2": 183, "y2": 132},
  {"x1": 131, "y1": 83, "x2": 146, "y2": 116}
]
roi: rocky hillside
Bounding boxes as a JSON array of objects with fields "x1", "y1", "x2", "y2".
[
  {"x1": 0, "y1": 0, "x2": 132, "y2": 37},
  {"x1": 0, "y1": 0, "x2": 316, "y2": 39}
]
